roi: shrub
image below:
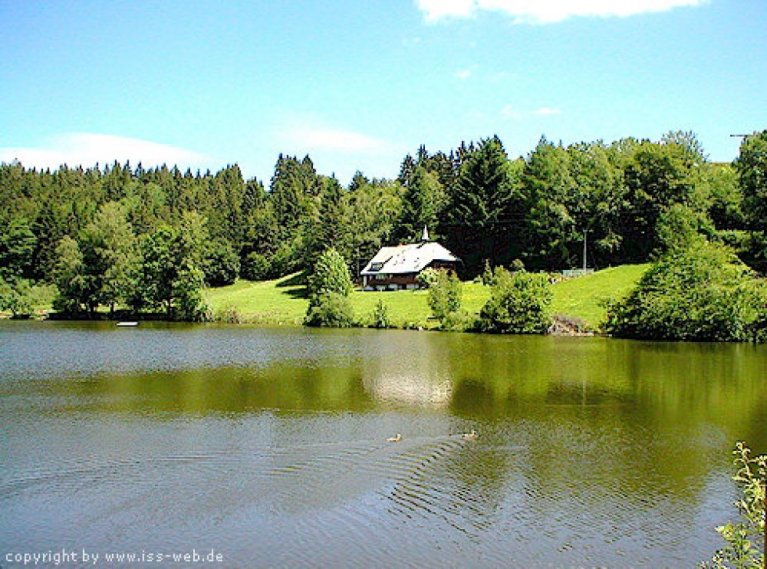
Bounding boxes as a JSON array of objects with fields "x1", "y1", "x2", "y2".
[
  {"x1": 270, "y1": 241, "x2": 303, "y2": 278},
  {"x1": 656, "y1": 203, "x2": 714, "y2": 253},
  {"x1": 417, "y1": 267, "x2": 440, "y2": 289},
  {"x1": 481, "y1": 259, "x2": 524, "y2": 287},
  {"x1": 703, "y1": 442, "x2": 765, "y2": 569},
  {"x1": 477, "y1": 268, "x2": 552, "y2": 334},
  {"x1": 440, "y1": 310, "x2": 475, "y2": 332},
  {"x1": 305, "y1": 248, "x2": 355, "y2": 328},
  {"x1": 204, "y1": 240, "x2": 240, "y2": 286},
  {"x1": 427, "y1": 270, "x2": 462, "y2": 325},
  {"x1": 480, "y1": 260, "x2": 494, "y2": 286},
  {"x1": 241, "y1": 252, "x2": 272, "y2": 281},
  {"x1": 370, "y1": 299, "x2": 391, "y2": 329},
  {"x1": 605, "y1": 240, "x2": 767, "y2": 342},
  {"x1": 215, "y1": 305, "x2": 242, "y2": 324},
  {"x1": 308, "y1": 248, "x2": 353, "y2": 298},
  {"x1": 304, "y1": 292, "x2": 354, "y2": 328},
  {"x1": 173, "y1": 266, "x2": 209, "y2": 322},
  {"x1": 0, "y1": 277, "x2": 33, "y2": 318}
]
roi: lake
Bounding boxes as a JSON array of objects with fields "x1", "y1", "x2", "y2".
[{"x1": 1, "y1": 321, "x2": 765, "y2": 567}]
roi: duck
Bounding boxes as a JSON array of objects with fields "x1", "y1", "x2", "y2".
[
  {"x1": 461, "y1": 430, "x2": 478, "y2": 441},
  {"x1": 386, "y1": 433, "x2": 402, "y2": 443}
]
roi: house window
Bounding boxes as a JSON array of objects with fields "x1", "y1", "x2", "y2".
[
  {"x1": 370, "y1": 262, "x2": 384, "y2": 272},
  {"x1": 374, "y1": 274, "x2": 388, "y2": 281}
]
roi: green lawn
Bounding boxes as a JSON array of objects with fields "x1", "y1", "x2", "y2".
[
  {"x1": 3, "y1": 266, "x2": 647, "y2": 325},
  {"x1": 205, "y1": 275, "x2": 308, "y2": 325},
  {"x1": 206, "y1": 264, "x2": 649, "y2": 330},
  {"x1": 550, "y1": 264, "x2": 650, "y2": 326}
]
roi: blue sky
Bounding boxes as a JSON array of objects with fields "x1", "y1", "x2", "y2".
[{"x1": 1, "y1": 0, "x2": 765, "y2": 183}]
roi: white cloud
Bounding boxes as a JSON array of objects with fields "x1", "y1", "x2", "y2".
[
  {"x1": 416, "y1": 0, "x2": 706, "y2": 24},
  {"x1": 502, "y1": 104, "x2": 562, "y2": 120},
  {"x1": 417, "y1": 0, "x2": 475, "y2": 21},
  {"x1": 271, "y1": 120, "x2": 405, "y2": 183},
  {"x1": 281, "y1": 125, "x2": 395, "y2": 154},
  {"x1": 454, "y1": 68, "x2": 472, "y2": 80},
  {"x1": 0, "y1": 133, "x2": 209, "y2": 170},
  {"x1": 533, "y1": 106, "x2": 562, "y2": 116},
  {"x1": 501, "y1": 104, "x2": 523, "y2": 120}
]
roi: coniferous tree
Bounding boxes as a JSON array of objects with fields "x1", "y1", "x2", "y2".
[
  {"x1": 447, "y1": 136, "x2": 520, "y2": 275},
  {"x1": 398, "y1": 154, "x2": 417, "y2": 187},
  {"x1": 0, "y1": 218, "x2": 37, "y2": 282},
  {"x1": 344, "y1": 178, "x2": 403, "y2": 277},
  {"x1": 268, "y1": 154, "x2": 322, "y2": 275},
  {"x1": 31, "y1": 200, "x2": 67, "y2": 280},
  {"x1": 208, "y1": 164, "x2": 245, "y2": 244},
  {"x1": 306, "y1": 175, "x2": 347, "y2": 261},
  {"x1": 397, "y1": 165, "x2": 445, "y2": 242},
  {"x1": 348, "y1": 170, "x2": 369, "y2": 192}
]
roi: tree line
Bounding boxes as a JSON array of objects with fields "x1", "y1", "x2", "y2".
[{"x1": 1, "y1": 129, "x2": 765, "y2": 319}]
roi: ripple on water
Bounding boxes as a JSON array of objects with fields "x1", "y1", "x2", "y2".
[{"x1": 2, "y1": 324, "x2": 763, "y2": 567}]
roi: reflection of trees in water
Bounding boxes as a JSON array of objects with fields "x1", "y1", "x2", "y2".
[
  {"x1": 438, "y1": 334, "x2": 767, "y2": 532},
  {"x1": 45, "y1": 362, "x2": 376, "y2": 415},
  {"x1": 35, "y1": 330, "x2": 767, "y2": 516}
]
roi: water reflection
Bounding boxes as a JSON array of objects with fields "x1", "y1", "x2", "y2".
[
  {"x1": 362, "y1": 334, "x2": 453, "y2": 408},
  {"x1": 1, "y1": 322, "x2": 766, "y2": 567}
]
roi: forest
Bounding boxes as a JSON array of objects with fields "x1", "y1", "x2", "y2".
[{"x1": 0, "y1": 129, "x2": 765, "y2": 321}]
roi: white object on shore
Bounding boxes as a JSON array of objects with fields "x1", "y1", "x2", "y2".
[{"x1": 116, "y1": 321, "x2": 139, "y2": 327}]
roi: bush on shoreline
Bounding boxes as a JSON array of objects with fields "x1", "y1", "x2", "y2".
[
  {"x1": 304, "y1": 248, "x2": 355, "y2": 328},
  {"x1": 304, "y1": 291, "x2": 354, "y2": 328},
  {"x1": 426, "y1": 269, "x2": 462, "y2": 328},
  {"x1": 368, "y1": 299, "x2": 391, "y2": 329},
  {"x1": 477, "y1": 267, "x2": 552, "y2": 334},
  {"x1": 605, "y1": 239, "x2": 767, "y2": 342}
]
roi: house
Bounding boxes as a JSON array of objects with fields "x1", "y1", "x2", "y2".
[{"x1": 360, "y1": 227, "x2": 460, "y2": 291}]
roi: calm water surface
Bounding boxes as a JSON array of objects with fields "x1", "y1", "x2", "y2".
[{"x1": 1, "y1": 321, "x2": 765, "y2": 568}]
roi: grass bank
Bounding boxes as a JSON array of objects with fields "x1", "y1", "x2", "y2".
[
  {"x1": 206, "y1": 264, "x2": 649, "y2": 330},
  {"x1": 549, "y1": 264, "x2": 650, "y2": 326}
]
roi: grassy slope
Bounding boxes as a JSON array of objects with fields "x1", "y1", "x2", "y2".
[
  {"x1": 206, "y1": 264, "x2": 649, "y2": 329},
  {"x1": 550, "y1": 264, "x2": 650, "y2": 326},
  {"x1": 205, "y1": 276, "x2": 308, "y2": 325}
]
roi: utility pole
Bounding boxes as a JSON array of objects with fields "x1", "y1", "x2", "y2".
[{"x1": 582, "y1": 229, "x2": 588, "y2": 272}]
